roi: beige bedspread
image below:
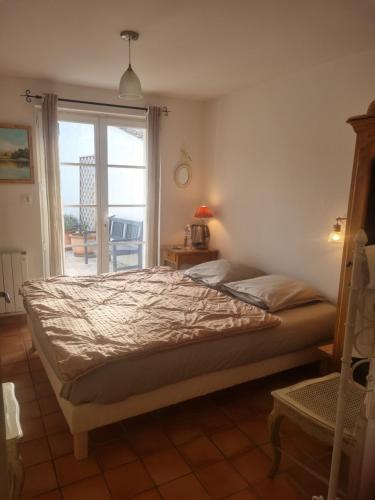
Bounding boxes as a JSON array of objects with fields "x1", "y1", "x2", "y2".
[{"x1": 21, "y1": 267, "x2": 280, "y2": 382}]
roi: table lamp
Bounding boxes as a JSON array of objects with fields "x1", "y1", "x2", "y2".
[{"x1": 191, "y1": 205, "x2": 213, "y2": 249}]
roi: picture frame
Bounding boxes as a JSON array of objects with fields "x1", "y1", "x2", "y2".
[{"x1": 0, "y1": 124, "x2": 34, "y2": 183}]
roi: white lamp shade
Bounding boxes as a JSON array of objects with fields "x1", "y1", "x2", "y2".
[{"x1": 119, "y1": 65, "x2": 142, "y2": 99}]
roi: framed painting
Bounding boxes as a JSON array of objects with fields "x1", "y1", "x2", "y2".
[{"x1": 0, "y1": 125, "x2": 34, "y2": 183}]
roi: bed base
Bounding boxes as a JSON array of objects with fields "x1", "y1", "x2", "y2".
[{"x1": 28, "y1": 317, "x2": 326, "y2": 459}]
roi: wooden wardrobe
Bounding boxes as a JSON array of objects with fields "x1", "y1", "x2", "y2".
[{"x1": 333, "y1": 100, "x2": 375, "y2": 366}]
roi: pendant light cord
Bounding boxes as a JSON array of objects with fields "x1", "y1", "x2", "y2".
[{"x1": 128, "y1": 37, "x2": 131, "y2": 66}]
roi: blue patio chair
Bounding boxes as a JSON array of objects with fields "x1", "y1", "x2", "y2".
[{"x1": 109, "y1": 217, "x2": 143, "y2": 271}]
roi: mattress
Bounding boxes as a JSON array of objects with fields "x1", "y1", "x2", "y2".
[
  {"x1": 21, "y1": 268, "x2": 280, "y2": 382},
  {"x1": 29, "y1": 301, "x2": 336, "y2": 405}
]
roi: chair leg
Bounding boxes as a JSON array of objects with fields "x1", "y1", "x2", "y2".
[
  {"x1": 268, "y1": 409, "x2": 284, "y2": 478},
  {"x1": 138, "y1": 245, "x2": 143, "y2": 269},
  {"x1": 113, "y1": 245, "x2": 117, "y2": 272}
]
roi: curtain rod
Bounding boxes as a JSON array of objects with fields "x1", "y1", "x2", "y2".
[{"x1": 20, "y1": 89, "x2": 170, "y2": 116}]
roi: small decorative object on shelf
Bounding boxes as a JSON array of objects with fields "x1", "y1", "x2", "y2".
[{"x1": 184, "y1": 224, "x2": 192, "y2": 249}]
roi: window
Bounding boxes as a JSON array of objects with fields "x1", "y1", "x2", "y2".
[{"x1": 58, "y1": 113, "x2": 147, "y2": 275}]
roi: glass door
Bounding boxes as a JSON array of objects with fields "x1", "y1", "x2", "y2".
[
  {"x1": 59, "y1": 117, "x2": 99, "y2": 275},
  {"x1": 102, "y1": 119, "x2": 147, "y2": 272},
  {"x1": 58, "y1": 113, "x2": 147, "y2": 276}
]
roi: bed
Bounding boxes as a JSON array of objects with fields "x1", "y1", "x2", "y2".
[{"x1": 21, "y1": 266, "x2": 336, "y2": 459}]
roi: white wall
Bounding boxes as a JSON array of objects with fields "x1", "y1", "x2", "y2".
[
  {"x1": 204, "y1": 50, "x2": 375, "y2": 302},
  {"x1": 0, "y1": 75, "x2": 205, "y2": 279}
]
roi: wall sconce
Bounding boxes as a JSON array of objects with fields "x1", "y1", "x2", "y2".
[{"x1": 328, "y1": 217, "x2": 347, "y2": 243}]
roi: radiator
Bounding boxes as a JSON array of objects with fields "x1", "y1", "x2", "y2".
[{"x1": 0, "y1": 252, "x2": 28, "y2": 314}]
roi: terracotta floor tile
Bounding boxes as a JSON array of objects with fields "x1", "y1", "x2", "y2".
[
  {"x1": 0, "y1": 336, "x2": 24, "y2": 351},
  {"x1": 124, "y1": 423, "x2": 172, "y2": 456},
  {"x1": 21, "y1": 417, "x2": 45, "y2": 442},
  {"x1": 48, "y1": 431, "x2": 74, "y2": 459},
  {"x1": 35, "y1": 489, "x2": 62, "y2": 499},
  {"x1": 43, "y1": 411, "x2": 69, "y2": 435},
  {"x1": 39, "y1": 395, "x2": 60, "y2": 415},
  {"x1": 290, "y1": 432, "x2": 331, "y2": 459},
  {"x1": 95, "y1": 439, "x2": 137, "y2": 470},
  {"x1": 238, "y1": 416, "x2": 270, "y2": 445},
  {"x1": 1, "y1": 360, "x2": 29, "y2": 376},
  {"x1": 178, "y1": 435, "x2": 223, "y2": 469},
  {"x1": 261, "y1": 443, "x2": 295, "y2": 472},
  {"x1": 20, "y1": 399, "x2": 41, "y2": 420},
  {"x1": 195, "y1": 407, "x2": 234, "y2": 435},
  {"x1": 15, "y1": 384, "x2": 36, "y2": 403},
  {"x1": 35, "y1": 381, "x2": 54, "y2": 398},
  {"x1": 231, "y1": 447, "x2": 272, "y2": 484},
  {"x1": 20, "y1": 437, "x2": 51, "y2": 467},
  {"x1": 163, "y1": 418, "x2": 204, "y2": 445},
  {"x1": 132, "y1": 489, "x2": 162, "y2": 499},
  {"x1": 220, "y1": 400, "x2": 261, "y2": 423},
  {"x1": 0, "y1": 326, "x2": 20, "y2": 337},
  {"x1": 158, "y1": 473, "x2": 210, "y2": 500},
  {"x1": 254, "y1": 474, "x2": 306, "y2": 500},
  {"x1": 105, "y1": 460, "x2": 154, "y2": 499},
  {"x1": 5, "y1": 371, "x2": 34, "y2": 388},
  {"x1": 245, "y1": 391, "x2": 273, "y2": 415},
  {"x1": 54, "y1": 453, "x2": 100, "y2": 486},
  {"x1": 22, "y1": 461, "x2": 58, "y2": 497},
  {"x1": 211, "y1": 428, "x2": 253, "y2": 457},
  {"x1": 29, "y1": 356, "x2": 44, "y2": 372},
  {"x1": 90, "y1": 422, "x2": 125, "y2": 444},
  {"x1": 287, "y1": 465, "x2": 328, "y2": 498},
  {"x1": 281, "y1": 433, "x2": 313, "y2": 463},
  {"x1": 61, "y1": 474, "x2": 111, "y2": 500},
  {"x1": 226, "y1": 489, "x2": 260, "y2": 499},
  {"x1": 279, "y1": 418, "x2": 302, "y2": 437},
  {"x1": 1, "y1": 349, "x2": 26, "y2": 364},
  {"x1": 20, "y1": 325, "x2": 32, "y2": 337},
  {"x1": 143, "y1": 447, "x2": 190, "y2": 485},
  {"x1": 196, "y1": 460, "x2": 248, "y2": 499},
  {"x1": 31, "y1": 368, "x2": 49, "y2": 383}
]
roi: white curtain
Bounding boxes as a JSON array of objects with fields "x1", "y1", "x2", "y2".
[
  {"x1": 42, "y1": 94, "x2": 64, "y2": 276},
  {"x1": 146, "y1": 106, "x2": 161, "y2": 267}
]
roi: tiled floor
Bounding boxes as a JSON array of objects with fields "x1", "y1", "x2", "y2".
[{"x1": 1, "y1": 314, "x2": 334, "y2": 499}]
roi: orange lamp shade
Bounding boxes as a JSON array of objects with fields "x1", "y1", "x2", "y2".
[{"x1": 194, "y1": 205, "x2": 213, "y2": 219}]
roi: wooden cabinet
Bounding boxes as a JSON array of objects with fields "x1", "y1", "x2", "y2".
[
  {"x1": 333, "y1": 100, "x2": 375, "y2": 366},
  {"x1": 162, "y1": 247, "x2": 219, "y2": 270}
]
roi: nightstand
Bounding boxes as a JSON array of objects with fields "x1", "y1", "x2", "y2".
[
  {"x1": 162, "y1": 247, "x2": 219, "y2": 270},
  {"x1": 317, "y1": 343, "x2": 333, "y2": 375}
]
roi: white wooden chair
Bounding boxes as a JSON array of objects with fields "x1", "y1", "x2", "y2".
[
  {"x1": 269, "y1": 373, "x2": 365, "y2": 495},
  {"x1": 268, "y1": 230, "x2": 375, "y2": 500},
  {"x1": 3, "y1": 382, "x2": 24, "y2": 499}
]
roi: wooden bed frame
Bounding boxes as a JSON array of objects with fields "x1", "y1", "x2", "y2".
[{"x1": 27, "y1": 316, "x2": 326, "y2": 460}]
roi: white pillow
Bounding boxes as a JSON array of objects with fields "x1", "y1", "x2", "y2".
[
  {"x1": 184, "y1": 259, "x2": 265, "y2": 288},
  {"x1": 365, "y1": 245, "x2": 375, "y2": 289},
  {"x1": 222, "y1": 274, "x2": 325, "y2": 312}
]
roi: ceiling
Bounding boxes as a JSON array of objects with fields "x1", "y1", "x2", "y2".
[{"x1": 0, "y1": 0, "x2": 374, "y2": 100}]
